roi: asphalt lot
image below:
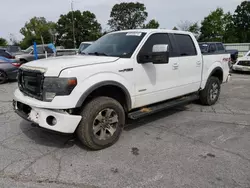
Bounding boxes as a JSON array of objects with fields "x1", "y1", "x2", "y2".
[{"x1": 0, "y1": 73, "x2": 250, "y2": 188}]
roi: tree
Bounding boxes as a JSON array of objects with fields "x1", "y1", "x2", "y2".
[
  {"x1": 0, "y1": 38, "x2": 8, "y2": 46},
  {"x1": 56, "y1": 10, "x2": 102, "y2": 48},
  {"x1": 108, "y1": 2, "x2": 148, "y2": 31},
  {"x1": 9, "y1": 34, "x2": 20, "y2": 46},
  {"x1": 143, "y1": 19, "x2": 160, "y2": 29},
  {"x1": 172, "y1": 26, "x2": 179, "y2": 30},
  {"x1": 178, "y1": 20, "x2": 193, "y2": 31},
  {"x1": 20, "y1": 17, "x2": 56, "y2": 49},
  {"x1": 231, "y1": 1, "x2": 250, "y2": 42},
  {"x1": 199, "y1": 8, "x2": 231, "y2": 42}
]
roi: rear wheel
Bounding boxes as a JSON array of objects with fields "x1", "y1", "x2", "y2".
[
  {"x1": 77, "y1": 97, "x2": 125, "y2": 150},
  {"x1": 0, "y1": 71, "x2": 7, "y2": 84},
  {"x1": 199, "y1": 76, "x2": 221, "y2": 106}
]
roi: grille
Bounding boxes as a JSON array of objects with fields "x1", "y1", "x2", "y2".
[
  {"x1": 237, "y1": 61, "x2": 250, "y2": 66},
  {"x1": 18, "y1": 69, "x2": 44, "y2": 100}
]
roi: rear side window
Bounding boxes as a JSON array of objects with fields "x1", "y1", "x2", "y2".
[
  {"x1": 209, "y1": 44, "x2": 216, "y2": 53},
  {"x1": 139, "y1": 33, "x2": 173, "y2": 56},
  {"x1": 174, "y1": 34, "x2": 197, "y2": 56},
  {"x1": 216, "y1": 43, "x2": 224, "y2": 51}
]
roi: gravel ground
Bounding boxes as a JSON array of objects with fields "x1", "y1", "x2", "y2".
[{"x1": 0, "y1": 73, "x2": 250, "y2": 188}]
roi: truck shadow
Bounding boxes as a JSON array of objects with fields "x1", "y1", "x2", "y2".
[{"x1": 19, "y1": 106, "x2": 188, "y2": 150}]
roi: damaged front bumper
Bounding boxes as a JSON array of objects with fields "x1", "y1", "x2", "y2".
[{"x1": 13, "y1": 100, "x2": 82, "y2": 134}]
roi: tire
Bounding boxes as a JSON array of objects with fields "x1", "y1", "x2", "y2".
[
  {"x1": 0, "y1": 71, "x2": 7, "y2": 84},
  {"x1": 77, "y1": 97, "x2": 125, "y2": 150},
  {"x1": 199, "y1": 76, "x2": 221, "y2": 106}
]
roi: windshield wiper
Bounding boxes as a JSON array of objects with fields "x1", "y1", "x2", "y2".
[{"x1": 88, "y1": 52, "x2": 108, "y2": 56}]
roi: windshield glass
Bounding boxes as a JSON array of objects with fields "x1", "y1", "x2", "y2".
[
  {"x1": 23, "y1": 46, "x2": 33, "y2": 53},
  {"x1": 199, "y1": 44, "x2": 208, "y2": 52},
  {"x1": 79, "y1": 43, "x2": 91, "y2": 52},
  {"x1": 83, "y1": 32, "x2": 146, "y2": 58}
]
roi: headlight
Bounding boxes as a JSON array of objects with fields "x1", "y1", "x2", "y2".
[{"x1": 43, "y1": 77, "x2": 77, "y2": 102}]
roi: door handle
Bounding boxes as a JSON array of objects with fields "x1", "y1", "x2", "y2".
[
  {"x1": 173, "y1": 63, "x2": 179, "y2": 70},
  {"x1": 196, "y1": 61, "x2": 201, "y2": 66}
]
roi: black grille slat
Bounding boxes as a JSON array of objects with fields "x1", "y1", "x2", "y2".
[
  {"x1": 238, "y1": 61, "x2": 250, "y2": 66},
  {"x1": 18, "y1": 69, "x2": 44, "y2": 100}
]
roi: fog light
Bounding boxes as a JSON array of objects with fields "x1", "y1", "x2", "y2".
[
  {"x1": 44, "y1": 92, "x2": 56, "y2": 101},
  {"x1": 46, "y1": 116, "x2": 57, "y2": 126}
]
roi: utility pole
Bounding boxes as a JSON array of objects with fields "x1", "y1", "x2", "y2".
[{"x1": 71, "y1": 0, "x2": 76, "y2": 49}]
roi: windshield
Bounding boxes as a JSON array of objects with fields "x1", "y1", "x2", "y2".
[
  {"x1": 79, "y1": 43, "x2": 91, "y2": 52},
  {"x1": 83, "y1": 32, "x2": 146, "y2": 58},
  {"x1": 23, "y1": 46, "x2": 33, "y2": 53}
]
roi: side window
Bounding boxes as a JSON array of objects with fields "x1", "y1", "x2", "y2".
[
  {"x1": 209, "y1": 44, "x2": 216, "y2": 53},
  {"x1": 139, "y1": 33, "x2": 172, "y2": 56},
  {"x1": 216, "y1": 43, "x2": 224, "y2": 51},
  {"x1": 36, "y1": 47, "x2": 44, "y2": 54},
  {"x1": 174, "y1": 34, "x2": 197, "y2": 56}
]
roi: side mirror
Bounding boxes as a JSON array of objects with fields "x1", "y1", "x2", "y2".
[
  {"x1": 138, "y1": 44, "x2": 169, "y2": 64},
  {"x1": 152, "y1": 44, "x2": 169, "y2": 64}
]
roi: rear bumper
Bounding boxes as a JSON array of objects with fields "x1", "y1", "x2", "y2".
[{"x1": 13, "y1": 100, "x2": 82, "y2": 134}]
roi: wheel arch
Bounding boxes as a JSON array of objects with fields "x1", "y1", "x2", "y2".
[
  {"x1": 208, "y1": 67, "x2": 223, "y2": 83},
  {"x1": 76, "y1": 81, "x2": 132, "y2": 111}
]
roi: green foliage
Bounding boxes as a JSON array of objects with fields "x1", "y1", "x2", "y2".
[
  {"x1": 231, "y1": 1, "x2": 250, "y2": 42},
  {"x1": 0, "y1": 38, "x2": 8, "y2": 46},
  {"x1": 56, "y1": 10, "x2": 102, "y2": 48},
  {"x1": 199, "y1": 8, "x2": 231, "y2": 42},
  {"x1": 108, "y1": 2, "x2": 148, "y2": 31},
  {"x1": 172, "y1": 27, "x2": 179, "y2": 30},
  {"x1": 20, "y1": 17, "x2": 56, "y2": 49},
  {"x1": 143, "y1": 19, "x2": 160, "y2": 29}
]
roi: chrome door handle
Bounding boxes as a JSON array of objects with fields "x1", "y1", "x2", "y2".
[
  {"x1": 173, "y1": 63, "x2": 179, "y2": 70},
  {"x1": 196, "y1": 61, "x2": 201, "y2": 66}
]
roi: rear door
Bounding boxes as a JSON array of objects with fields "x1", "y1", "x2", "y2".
[{"x1": 173, "y1": 34, "x2": 202, "y2": 94}]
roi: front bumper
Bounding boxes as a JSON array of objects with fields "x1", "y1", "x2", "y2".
[
  {"x1": 232, "y1": 65, "x2": 250, "y2": 72},
  {"x1": 13, "y1": 100, "x2": 82, "y2": 134}
]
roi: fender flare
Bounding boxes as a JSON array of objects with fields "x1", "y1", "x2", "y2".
[
  {"x1": 75, "y1": 81, "x2": 132, "y2": 110},
  {"x1": 207, "y1": 67, "x2": 223, "y2": 82}
]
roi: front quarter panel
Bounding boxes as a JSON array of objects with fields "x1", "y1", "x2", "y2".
[{"x1": 58, "y1": 58, "x2": 135, "y2": 109}]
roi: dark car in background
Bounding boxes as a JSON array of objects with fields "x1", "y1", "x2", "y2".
[
  {"x1": 199, "y1": 42, "x2": 239, "y2": 64},
  {"x1": 0, "y1": 48, "x2": 16, "y2": 59},
  {"x1": 0, "y1": 56, "x2": 21, "y2": 84}
]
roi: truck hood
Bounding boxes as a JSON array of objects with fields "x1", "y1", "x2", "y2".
[{"x1": 20, "y1": 55, "x2": 119, "y2": 76}]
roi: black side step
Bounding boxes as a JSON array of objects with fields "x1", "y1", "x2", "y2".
[{"x1": 128, "y1": 94, "x2": 199, "y2": 120}]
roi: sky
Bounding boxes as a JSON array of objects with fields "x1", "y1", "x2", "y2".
[{"x1": 0, "y1": 0, "x2": 243, "y2": 42}]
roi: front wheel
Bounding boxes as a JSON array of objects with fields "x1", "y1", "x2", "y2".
[
  {"x1": 77, "y1": 97, "x2": 125, "y2": 150},
  {"x1": 199, "y1": 77, "x2": 221, "y2": 106}
]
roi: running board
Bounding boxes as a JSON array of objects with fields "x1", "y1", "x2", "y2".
[{"x1": 128, "y1": 94, "x2": 199, "y2": 120}]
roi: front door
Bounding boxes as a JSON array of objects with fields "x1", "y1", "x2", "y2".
[{"x1": 133, "y1": 33, "x2": 180, "y2": 108}]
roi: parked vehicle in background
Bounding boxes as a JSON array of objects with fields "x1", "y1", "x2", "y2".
[
  {"x1": 78, "y1": 41, "x2": 93, "y2": 54},
  {"x1": 56, "y1": 49, "x2": 77, "y2": 56},
  {"x1": 14, "y1": 29, "x2": 230, "y2": 150},
  {"x1": 15, "y1": 44, "x2": 54, "y2": 63},
  {"x1": 0, "y1": 56, "x2": 21, "y2": 84},
  {"x1": 0, "y1": 48, "x2": 16, "y2": 59},
  {"x1": 232, "y1": 50, "x2": 250, "y2": 72},
  {"x1": 199, "y1": 42, "x2": 238, "y2": 65},
  {"x1": 0, "y1": 46, "x2": 22, "y2": 54}
]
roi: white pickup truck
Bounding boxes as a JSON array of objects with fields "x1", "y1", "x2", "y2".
[{"x1": 13, "y1": 29, "x2": 231, "y2": 150}]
